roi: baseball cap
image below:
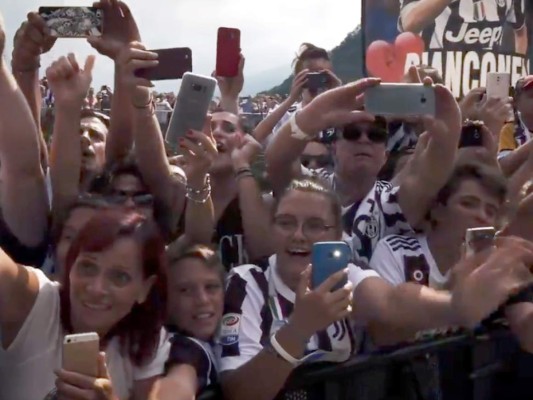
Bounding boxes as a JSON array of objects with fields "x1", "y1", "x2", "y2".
[{"x1": 514, "y1": 75, "x2": 533, "y2": 97}]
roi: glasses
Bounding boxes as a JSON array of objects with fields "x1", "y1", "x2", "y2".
[
  {"x1": 339, "y1": 126, "x2": 388, "y2": 143},
  {"x1": 107, "y1": 193, "x2": 154, "y2": 207},
  {"x1": 301, "y1": 154, "x2": 333, "y2": 169},
  {"x1": 273, "y1": 215, "x2": 336, "y2": 238}
]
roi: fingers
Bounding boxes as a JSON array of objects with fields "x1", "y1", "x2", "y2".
[
  {"x1": 97, "y1": 352, "x2": 109, "y2": 379},
  {"x1": 317, "y1": 268, "x2": 349, "y2": 293},
  {"x1": 342, "y1": 77, "x2": 381, "y2": 98},
  {"x1": 296, "y1": 265, "x2": 311, "y2": 300},
  {"x1": 184, "y1": 129, "x2": 218, "y2": 156},
  {"x1": 407, "y1": 66, "x2": 422, "y2": 84},
  {"x1": 55, "y1": 369, "x2": 96, "y2": 389},
  {"x1": 84, "y1": 55, "x2": 96, "y2": 74}
]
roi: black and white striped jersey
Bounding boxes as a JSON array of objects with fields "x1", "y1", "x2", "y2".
[
  {"x1": 164, "y1": 329, "x2": 219, "y2": 390},
  {"x1": 304, "y1": 169, "x2": 413, "y2": 265},
  {"x1": 218, "y1": 255, "x2": 378, "y2": 373},
  {"x1": 399, "y1": 0, "x2": 526, "y2": 51},
  {"x1": 369, "y1": 234, "x2": 450, "y2": 289}
]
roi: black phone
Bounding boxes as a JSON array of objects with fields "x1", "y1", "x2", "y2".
[
  {"x1": 135, "y1": 48, "x2": 192, "y2": 81},
  {"x1": 305, "y1": 72, "x2": 329, "y2": 91},
  {"x1": 459, "y1": 121, "x2": 483, "y2": 148}
]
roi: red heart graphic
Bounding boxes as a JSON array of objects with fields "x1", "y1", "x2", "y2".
[{"x1": 366, "y1": 32, "x2": 426, "y2": 82}]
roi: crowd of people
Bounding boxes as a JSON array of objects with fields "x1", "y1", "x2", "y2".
[{"x1": 1, "y1": 1, "x2": 533, "y2": 400}]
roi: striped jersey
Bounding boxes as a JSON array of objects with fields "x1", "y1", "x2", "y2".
[
  {"x1": 218, "y1": 255, "x2": 379, "y2": 373},
  {"x1": 165, "y1": 329, "x2": 219, "y2": 390},
  {"x1": 369, "y1": 234, "x2": 450, "y2": 289},
  {"x1": 304, "y1": 168, "x2": 413, "y2": 265},
  {"x1": 399, "y1": 0, "x2": 526, "y2": 51}
]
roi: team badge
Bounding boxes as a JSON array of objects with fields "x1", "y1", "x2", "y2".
[{"x1": 220, "y1": 313, "x2": 241, "y2": 346}]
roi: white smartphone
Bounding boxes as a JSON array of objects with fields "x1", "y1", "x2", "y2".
[
  {"x1": 63, "y1": 332, "x2": 99, "y2": 376},
  {"x1": 486, "y1": 72, "x2": 513, "y2": 122},
  {"x1": 465, "y1": 227, "x2": 496, "y2": 257},
  {"x1": 364, "y1": 84, "x2": 436, "y2": 117},
  {"x1": 165, "y1": 73, "x2": 217, "y2": 153}
]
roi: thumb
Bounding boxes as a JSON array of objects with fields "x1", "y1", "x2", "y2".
[
  {"x1": 296, "y1": 265, "x2": 311, "y2": 300},
  {"x1": 97, "y1": 352, "x2": 109, "y2": 379},
  {"x1": 84, "y1": 55, "x2": 96, "y2": 75}
]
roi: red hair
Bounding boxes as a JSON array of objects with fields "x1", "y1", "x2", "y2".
[{"x1": 60, "y1": 210, "x2": 167, "y2": 366}]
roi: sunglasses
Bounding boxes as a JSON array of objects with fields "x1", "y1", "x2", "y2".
[
  {"x1": 338, "y1": 126, "x2": 388, "y2": 143},
  {"x1": 107, "y1": 193, "x2": 154, "y2": 207},
  {"x1": 301, "y1": 154, "x2": 333, "y2": 169}
]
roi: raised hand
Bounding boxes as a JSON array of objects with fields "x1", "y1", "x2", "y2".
[
  {"x1": 213, "y1": 55, "x2": 245, "y2": 99},
  {"x1": 12, "y1": 12, "x2": 57, "y2": 72},
  {"x1": 288, "y1": 69, "x2": 309, "y2": 103},
  {"x1": 46, "y1": 54, "x2": 96, "y2": 107},
  {"x1": 288, "y1": 266, "x2": 353, "y2": 340},
  {"x1": 88, "y1": 0, "x2": 141, "y2": 60},
  {"x1": 115, "y1": 42, "x2": 158, "y2": 106},
  {"x1": 231, "y1": 133, "x2": 262, "y2": 170},
  {"x1": 451, "y1": 236, "x2": 533, "y2": 328}
]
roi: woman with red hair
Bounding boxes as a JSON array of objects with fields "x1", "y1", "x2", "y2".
[{"x1": 0, "y1": 210, "x2": 170, "y2": 400}]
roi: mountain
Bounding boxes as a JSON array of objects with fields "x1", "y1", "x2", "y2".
[
  {"x1": 261, "y1": 26, "x2": 363, "y2": 95},
  {"x1": 243, "y1": 64, "x2": 292, "y2": 96}
]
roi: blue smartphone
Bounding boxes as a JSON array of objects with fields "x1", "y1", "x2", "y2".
[{"x1": 311, "y1": 242, "x2": 351, "y2": 290}]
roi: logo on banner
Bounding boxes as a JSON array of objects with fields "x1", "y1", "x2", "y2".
[{"x1": 220, "y1": 313, "x2": 240, "y2": 346}]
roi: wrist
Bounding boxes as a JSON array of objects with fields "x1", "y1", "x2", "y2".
[
  {"x1": 233, "y1": 162, "x2": 251, "y2": 172},
  {"x1": 284, "y1": 319, "x2": 313, "y2": 343},
  {"x1": 11, "y1": 55, "x2": 40, "y2": 73},
  {"x1": 295, "y1": 107, "x2": 322, "y2": 137},
  {"x1": 187, "y1": 173, "x2": 208, "y2": 190}
]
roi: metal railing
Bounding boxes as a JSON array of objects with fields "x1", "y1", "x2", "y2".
[{"x1": 197, "y1": 326, "x2": 533, "y2": 400}]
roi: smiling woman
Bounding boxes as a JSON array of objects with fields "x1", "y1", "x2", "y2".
[{"x1": 0, "y1": 209, "x2": 171, "y2": 400}]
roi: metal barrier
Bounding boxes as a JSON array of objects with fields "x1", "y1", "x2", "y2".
[{"x1": 197, "y1": 327, "x2": 533, "y2": 400}]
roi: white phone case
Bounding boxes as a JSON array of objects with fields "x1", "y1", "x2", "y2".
[
  {"x1": 486, "y1": 73, "x2": 511, "y2": 99},
  {"x1": 166, "y1": 73, "x2": 217, "y2": 153},
  {"x1": 364, "y1": 84, "x2": 436, "y2": 117}
]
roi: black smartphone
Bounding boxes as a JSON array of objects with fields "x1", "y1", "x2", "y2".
[
  {"x1": 305, "y1": 72, "x2": 329, "y2": 91},
  {"x1": 38, "y1": 7, "x2": 103, "y2": 38},
  {"x1": 459, "y1": 121, "x2": 483, "y2": 148},
  {"x1": 135, "y1": 48, "x2": 192, "y2": 81}
]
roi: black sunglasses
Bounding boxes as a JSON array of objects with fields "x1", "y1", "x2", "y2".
[
  {"x1": 301, "y1": 154, "x2": 333, "y2": 169},
  {"x1": 106, "y1": 193, "x2": 154, "y2": 207},
  {"x1": 337, "y1": 116, "x2": 388, "y2": 143}
]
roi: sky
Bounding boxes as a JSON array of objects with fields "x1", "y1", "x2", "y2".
[{"x1": 2, "y1": 0, "x2": 362, "y2": 95}]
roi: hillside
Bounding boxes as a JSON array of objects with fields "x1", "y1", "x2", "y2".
[{"x1": 262, "y1": 26, "x2": 363, "y2": 95}]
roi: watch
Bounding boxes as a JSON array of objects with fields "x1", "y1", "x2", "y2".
[{"x1": 289, "y1": 111, "x2": 316, "y2": 142}]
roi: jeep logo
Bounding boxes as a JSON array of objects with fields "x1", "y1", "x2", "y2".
[{"x1": 445, "y1": 24, "x2": 503, "y2": 49}]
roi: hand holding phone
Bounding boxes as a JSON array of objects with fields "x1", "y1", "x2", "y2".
[
  {"x1": 63, "y1": 332, "x2": 99, "y2": 376},
  {"x1": 304, "y1": 72, "x2": 330, "y2": 92},
  {"x1": 39, "y1": 7, "x2": 103, "y2": 38},
  {"x1": 364, "y1": 83, "x2": 436, "y2": 117},
  {"x1": 465, "y1": 227, "x2": 496, "y2": 257},
  {"x1": 311, "y1": 241, "x2": 351, "y2": 290},
  {"x1": 134, "y1": 48, "x2": 192, "y2": 81}
]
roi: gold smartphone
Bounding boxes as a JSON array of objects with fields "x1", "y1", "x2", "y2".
[{"x1": 63, "y1": 332, "x2": 99, "y2": 377}]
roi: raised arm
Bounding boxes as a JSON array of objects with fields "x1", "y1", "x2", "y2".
[
  {"x1": 399, "y1": 0, "x2": 453, "y2": 33},
  {"x1": 48, "y1": 55, "x2": 95, "y2": 226},
  {"x1": 0, "y1": 18, "x2": 48, "y2": 247},
  {"x1": 11, "y1": 12, "x2": 56, "y2": 171},
  {"x1": 214, "y1": 55, "x2": 244, "y2": 114},
  {"x1": 398, "y1": 83, "x2": 462, "y2": 227},
  {"x1": 87, "y1": 0, "x2": 142, "y2": 164}
]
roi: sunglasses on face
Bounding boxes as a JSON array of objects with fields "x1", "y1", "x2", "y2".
[
  {"x1": 339, "y1": 126, "x2": 388, "y2": 143},
  {"x1": 107, "y1": 193, "x2": 154, "y2": 207},
  {"x1": 301, "y1": 154, "x2": 333, "y2": 169}
]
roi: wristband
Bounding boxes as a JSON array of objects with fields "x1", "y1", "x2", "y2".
[
  {"x1": 289, "y1": 112, "x2": 316, "y2": 142},
  {"x1": 270, "y1": 333, "x2": 303, "y2": 366}
]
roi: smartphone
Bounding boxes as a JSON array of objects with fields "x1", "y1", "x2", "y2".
[
  {"x1": 39, "y1": 7, "x2": 103, "y2": 38},
  {"x1": 216, "y1": 27, "x2": 241, "y2": 77},
  {"x1": 63, "y1": 332, "x2": 99, "y2": 376},
  {"x1": 134, "y1": 48, "x2": 192, "y2": 81},
  {"x1": 459, "y1": 121, "x2": 484, "y2": 148},
  {"x1": 465, "y1": 227, "x2": 496, "y2": 257},
  {"x1": 305, "y1": 72, "x2": 330, "y2": 91},
  {"x1": 311, "y1": 242, "x2": 351, "y2": 291},
  {"x1": 486, "y1": 73, "x2": 511, "y2": 99},
  {"x1": 364, "y1": 84, "x2": 436, "y2": 117},
  {"x1": 165, "y1": 73, "x2": 217, "y2": 152}
]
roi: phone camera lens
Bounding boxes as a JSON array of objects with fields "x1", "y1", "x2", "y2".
[
  {"x1": 192, "y1": 83, "x2": 203, "y2": 92},
  {"x1": 67, "y1": 339, "x2": 71, "y2": 343},
  {"x1": 421, "y1": 97, "x2": 427, "y2": 104}
]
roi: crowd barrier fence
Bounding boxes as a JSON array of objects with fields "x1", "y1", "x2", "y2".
[{"x1": 197, "y1": 326, "x2": 533, "y2": 400}]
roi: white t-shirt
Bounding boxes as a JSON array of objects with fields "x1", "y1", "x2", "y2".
[
  {"x1": 369, "y1": 234, "x2": 450, "y2": 289},
  {"x1": 218, "y1": 255, "x2": 378, "y2": 372},
  {"x1": 0, "y1": 268, "x2": 170, "y2": 400}
]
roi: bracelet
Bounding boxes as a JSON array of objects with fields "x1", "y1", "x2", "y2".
[
  {"x1": 270, "y1": 332, "x2": 303, "y2": 366},
  {"x1": 186, "y1": 175, "x2": 211, "y2": 204},
  {"x1": 234, "y1": 167, "x2": 254, "y2": 180},
  {"x1": 289, "y1": 111, "x2": 316, "y2": 142},
  {"x1": 186, "y1": 189, "x2": 211, "y2": 204}
]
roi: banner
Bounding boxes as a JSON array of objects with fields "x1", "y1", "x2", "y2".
[{"x1": 362, "y1": 0, "x2": 533, "y2": 98}]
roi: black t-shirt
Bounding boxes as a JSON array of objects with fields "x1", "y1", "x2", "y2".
[{"x1": 400, "y1": 0, "x2": 525, "y2": 52}]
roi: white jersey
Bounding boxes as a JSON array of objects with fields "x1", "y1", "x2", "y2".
[
  {"x1": 218, "y1": 255, "x2": 378, "y2": 373},
  {"x1": 304, "y1": 168, "x2": 413, "y2": 265},
  {"x1": 369, "y1": 234, "x2": 450, "y2": 289}
]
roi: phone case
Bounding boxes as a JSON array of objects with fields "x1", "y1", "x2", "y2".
[
  {"x1": 486, "y1": 73, "x2": 511, "y2": 99},
  {"x1": 305, "y1": 72, "x2": 329, "y2": 91},
  {"x1": 216, "y1": 27, "x2": 241, "y2": 77},
  {"x1": 165, "y1": 73, "x2": 217, "y2": 152},
  {"x1": 135, "y1": 48, "x2": 192, "y2": 81},
  {"x1": 364, "y1": 84, "x2": 436, "y2": 117},
  {"x1": 465, "y1": 227, "x2": 496, "y2": 257},
  {"x1": 459, "y1": 123, "x2": 483, "y2": 148},
  {"x1": 311, "y1": 242, "x2": 351, "y2": 290},
  {"x1": 38, "y1": 7, "x2": 103, "y2": 38},
  {"x1": 63, "y1": 333, "x2": 99, "y2": 376}
]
